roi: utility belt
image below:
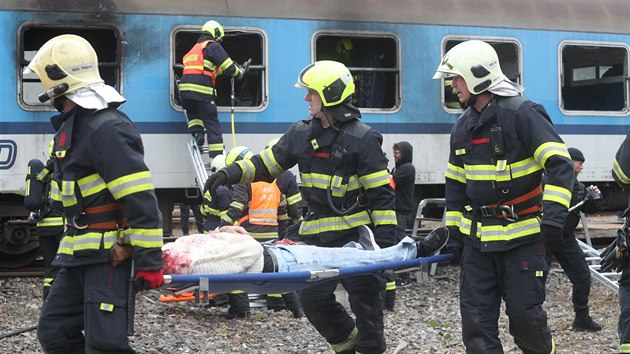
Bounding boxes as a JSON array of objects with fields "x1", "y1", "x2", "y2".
[
  {"x1": 69, "y1": 202, "x2": 128, "y2": 231},
  {"x1": 476, "y1": 185, "x2": 543, "y2": 222}
]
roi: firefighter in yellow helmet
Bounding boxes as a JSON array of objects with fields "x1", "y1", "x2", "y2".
[
  {"x1": 179, "y1": 19, "x2": 249, "y2": 158},
  {"x1": 433, "y1": 39, "x2": 574, "y2": 353},
  {"x1": 24, "y1": 34, "x2": 163, "y2": 353},
  {"x1": 205, "y1": 61, "x2": 447, "y2": 353}
]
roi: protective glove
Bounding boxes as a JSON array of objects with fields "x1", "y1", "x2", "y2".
[
  {"x1": 600, "y1": 227, "x2": 630, "y2": 272},
  {"x1": 235, "y1": 66, "x2": 245, "y2": 80},
  {"x1": 191, "y1": 131, "x2": 205, "y2": 147},
  {"x1": 134, "y1": 269, "x2": 164, "y2": 291},
  {"x1": 204, "y1": 164, "x2": 241, "y2": 198},
  {"x1": 541, "y1": 224, "x2": 563, "y2": 251},
  {"x1": 203, "y1": 169, "x2": 229, "y2": 199}
]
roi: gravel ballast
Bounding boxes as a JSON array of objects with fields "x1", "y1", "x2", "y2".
[{"x1": 0, "y1": 262, "x2": 621, "y2": 353}]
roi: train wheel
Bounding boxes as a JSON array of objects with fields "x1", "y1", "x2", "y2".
[{"x1": 0, "y1": 249, "x2": 40, "y2": 269}]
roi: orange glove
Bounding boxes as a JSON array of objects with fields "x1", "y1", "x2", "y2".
[{"x1": 134, "y1": 269, "x2": 164, "y2": 290}]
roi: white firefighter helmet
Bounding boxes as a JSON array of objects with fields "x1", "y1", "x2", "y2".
[
  {"x1": 24, "y1": 34, "x2": 104, "y2": 102},
  {"x1": 209, "y1": 154, "x2": 226, "y2": 173},
  {"x1": 432, "y1": 40, "x2": 507, "y2": 95}
]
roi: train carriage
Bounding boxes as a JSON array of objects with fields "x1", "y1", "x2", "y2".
[{"x1": 1, "y1": 0, "x2": 629, "y2": 267}]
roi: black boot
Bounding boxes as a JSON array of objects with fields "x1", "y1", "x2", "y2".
[
  {"x1": 572, "y1": 312, "x2": 602, "y2": 332},
  {"x1": 282, "y1": 292, "x2": 305, "y2": 318},
  {"x1": 417, "y1": 227, "x2": 449, "y2": 257}
]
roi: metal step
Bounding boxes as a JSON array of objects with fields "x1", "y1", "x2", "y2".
[
  {"x1": 577, "y1": 238, "x2": 621, "y2": 294},
  {"x1": 186, "y1": 138, "x2": 211, "y2": 194}
]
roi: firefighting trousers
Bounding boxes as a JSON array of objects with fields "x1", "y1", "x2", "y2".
[
  {"x1": 619, "y1": 261, "x2": 630, "y2": 353},
  {"x1": 181, "y1": 98, "x2": 223, "y2": 158},
  {"x1": 38, "y1": 228, "x2": 64, "y2": 300},
  {"x1": 460, "y1": 238, "x2": 554, "y2": 354},
  {"x1": 37, "y1": 261, "x2": 134, "y2": 354},
  {"x1": 544, "y1": 236, "x2": 591, "y2": 314},
  {"x1": 299, "y1": 273, "x2": 386, "y2": 354}
]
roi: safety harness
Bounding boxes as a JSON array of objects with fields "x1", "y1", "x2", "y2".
[{"x1": 70, "y1": 202, "x2": 128, "y2": 231}]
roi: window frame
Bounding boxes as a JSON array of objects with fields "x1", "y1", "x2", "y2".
[
  {"x1": 312, "y1": 30, "x2": 402, "y2": 114},
  {"x1": 169, "y1": 25, "x2": 268, "y2": 113},
  {"x1": 558, "y1": 40, "x2": 630, "y2": 116},
  {"x1": 438, "y1": 35, "x2": 523, "y2": 115},
  {"x1": 17, "y1": 22, "x2": 123, "y2": 112}
]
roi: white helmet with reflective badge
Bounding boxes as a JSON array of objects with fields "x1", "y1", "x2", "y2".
[{"x1": 432, "y1": 40, "x2": 506, "y2": 95}]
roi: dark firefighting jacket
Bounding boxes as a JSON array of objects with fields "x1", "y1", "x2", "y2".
[
  {"x1": 200, "y1": 185, "x2": 232, "y2": 230},
  {"x1": 613, "y1": 130, "x2": 630, "y2": 190},
  {"x1": 444, "y1": 95, "x2": 574, "y2": 252},
  {"x1": 228, "y1": 117, "x2": 398, "y2": 248},
  {"x1": 49, "y1": 106, "x2": 163, "y2": 270},
  {"x1": 179, "y1": 35, "x2": 241, "y2": 102}
]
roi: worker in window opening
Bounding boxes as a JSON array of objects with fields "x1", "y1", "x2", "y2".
[
  {"x1": 200, "y1": 154, "x2": 233, "y2": 231},
  {"x1": 25, "y1": 34, "x2": 164, "y2": 353},
  {"x1": 205, "y1": 60, "x2": 448, "y2": 354},
  {"x1": 543, "y1": 147, "x2": 603, "y2": 332},
  {"x1": 433, "y1": 40, "x2": 575, "y2": 354},
  {"x1": 179, "y1": 20, "x2": 248, "y2": 158},
  {"x1": 602, "y1": 130, "x2": 630, "y2": 353},
  {"x1": 24, "y1": 140, "x2": 65, "y2": 300}
]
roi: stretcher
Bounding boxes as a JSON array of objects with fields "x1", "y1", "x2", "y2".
[{"x1": 162, "y1": 253, "x2": 454, "y2": 295}]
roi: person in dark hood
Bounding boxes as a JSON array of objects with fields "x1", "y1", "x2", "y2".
[{"x1": 392, "y1": 141, "x2": 416, "y2": 232}]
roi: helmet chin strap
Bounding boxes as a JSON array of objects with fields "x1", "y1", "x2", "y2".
[
  {"x1": 320, "y1": 105, "x2": 340, "y2": 131},
  {"x1": 464, "y1": 94, "x2": 477, "y2": 109}
]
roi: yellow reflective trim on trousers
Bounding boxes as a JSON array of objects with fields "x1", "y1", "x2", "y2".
[
  {"x1": 386, "y1": 281, "x2": 396, "y2": 291},
  {"x1": 331, "y1": 327, "x2": 358, "y2": 353},
  {"x1": 37, "y1": 217, "x2": 64, "y2": 227},
  {"x1": 267, "y1": 293, "x2": 282, "y2": 298},
  {"x1": 358, "y1": 170, "x2": 390, "y2": 190},
  {"x1": 620, "y1": 343, "x2": 630, "y2": 353},
  {"x1": 187, "y1": 119, "x2": 204, "y2": 129},
  {"x1": 444, "y1": 211, "x2": 462, "y2": 228},
  {"x1": 36, "y1": 167, "x2": 50, "y2": 181},
  {"x1": 236, "y1": 160, "x2": 256, "y2": 182},
  {"x1": 208, "y1": 143, "x2": 224, "y2": 153},
  {"x1": 445, "y1": 163, "x2": 466, "y2": 183},
  {"x1": 459, "y1": 216, "x2": 540, "y2": 241},
  {"x1": 371, "y1": 210, "x2": 397, "y2": 226},
  {"x1": 61, "y1": 180, "x2": 78, "y2": 207},
  {"x1": 533, "y1": 142, "x2": 570, "y2": 167},
  {"x1": 286, "y1": 192, "x2": 302, "y2": 206},
  {"x1": 43, "y1": 277, "x2": 54, "y2": 287},
  {"x1": 178, "y1": 83, "x2": 217, "y2": 96},
  {"x1": 260, "y1": 148, "x2": 283, "y2": 178},
  {"x1": 107, "y1": 171, "x2": 154, "y2": 200},
  {"x1": 100, "y1": 303, "x2": 114, "y2": 312},
  {"x1": 127, "y1": 228, "x2": 164, "y2": 248},
  {"x1": 50, "y1": 181, "x2": 61, "y2": 202},
  {"x1": 543, "y1": 184, "x2": 571, "y2": 208},
  {"x1": 78, "y1": 173, "x2": 107, "y2": 197},
  {"x1": 229, "y1": 290, "x2": 245, "y2": 294},
  {"x1": 613, "y1": 159, "x2": 630, "y2": 184},
  {"x1": 300, "y1": 211, "x2": 371, "y2": 235}
]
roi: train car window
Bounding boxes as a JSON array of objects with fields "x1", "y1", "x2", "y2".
[
  {"x1": 171, "y1": 27, "x2": 266, "y2": 111},
  {"x1": 19, "y1": 25, "x2": 121, "y2": 111},
  {"x1": 440, "y1": 38, "x2": 521, "y2": 113},
  {"x1": 314, "y1": 33, "x2": 400, "y2": 111},
  {"x1": 560, "y1": 42, "x2": 629, "y2": 113}
]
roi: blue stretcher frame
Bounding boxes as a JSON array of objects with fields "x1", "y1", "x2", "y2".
[{"x1": 163, "y1": 253, "x2": 454, "y2": 294}]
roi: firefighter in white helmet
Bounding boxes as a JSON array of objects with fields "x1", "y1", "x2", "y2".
[
  {"x1": 205, "y1": 60, "x2": 448, "y2": 353},
  {"x1": 25, "y1": 34, "x2": 164, "y2": 353},
  {"x1": 434, "y1": 39, "x2": 574, "y2": 353}
]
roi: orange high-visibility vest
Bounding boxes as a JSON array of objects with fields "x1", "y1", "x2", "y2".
[
  {"x1": 182, "y1": 40, "x2": 217, "y2": 84},
  {"x1": 389, "y1": 174, "x2": 396, "y2": 189},
  {"x1": 238, "y1": 181, "x2": 281, "y2": 226}
]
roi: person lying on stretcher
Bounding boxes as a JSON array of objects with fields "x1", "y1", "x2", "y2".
[{"x1": 162, "y1": 225, "x2": 449, "y2": 275}]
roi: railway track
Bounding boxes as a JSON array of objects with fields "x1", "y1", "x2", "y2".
[{"x1": 0, "y1": 260, "x2": 44, "y2": 278}]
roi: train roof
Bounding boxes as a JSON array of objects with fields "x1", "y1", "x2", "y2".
[{"x1": 1, "y1": 0, "x2": 629, "y2": 35}]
